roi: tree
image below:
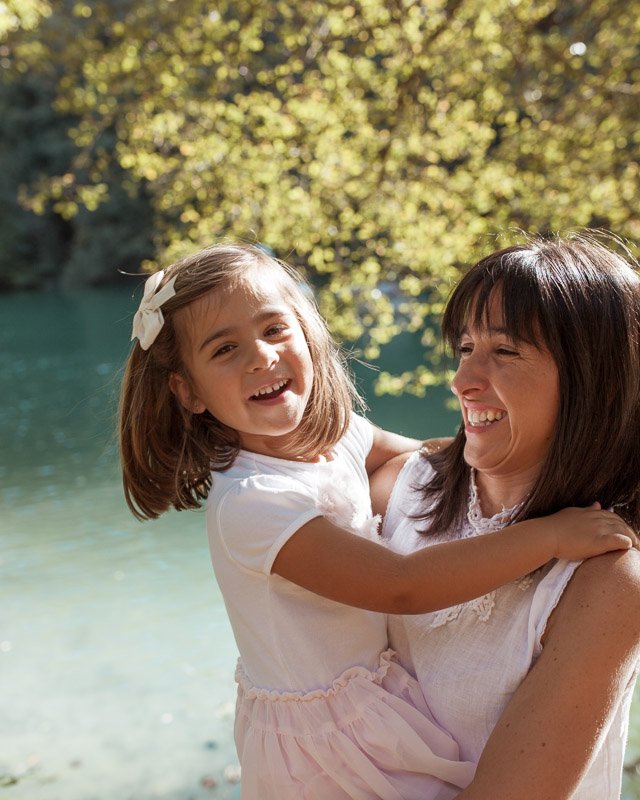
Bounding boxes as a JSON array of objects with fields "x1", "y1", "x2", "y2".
[
  {"x1": 0, "y1": 73, "x2": 73, "y2": 289},
  {"x1": 4, "y1": 0, "x2": 639, "y2": 388},
  {"x1": 0, "y1": 0, "x2": 154, "y2": 289}
]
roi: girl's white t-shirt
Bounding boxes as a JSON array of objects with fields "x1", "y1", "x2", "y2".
[
  {"x1": 206, "y1": 414, "x2": 388, "y2": 693},
  {"x1": 383, "y1": 450, "x2": 637, "y2": 800}
]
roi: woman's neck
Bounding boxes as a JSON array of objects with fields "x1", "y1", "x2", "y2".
[{"x1": 473, "y1": 469, "x2": 537, "y2": 517}]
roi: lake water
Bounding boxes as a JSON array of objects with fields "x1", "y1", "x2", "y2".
[{"x1": 1, "y1": 289, "x2": 639, "y2": 799}]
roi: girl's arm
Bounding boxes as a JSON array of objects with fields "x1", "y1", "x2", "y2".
[
  {"x1": 364, "y1": 422, "x2": 453, "y2": 476},
  {"x1": 271, "y1": 507, "x2": 637, "y2": 614},
  {"x1": 456, "y1": 549, "x2": 640, "y2": 800}
]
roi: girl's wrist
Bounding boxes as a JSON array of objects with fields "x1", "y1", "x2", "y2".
[{"x1": 515, "y1": 517, "x2": 556, "y2": 562}]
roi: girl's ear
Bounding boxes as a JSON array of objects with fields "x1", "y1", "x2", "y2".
[{"x1": 169, "y1": 372, "x2": 206, "y2": 414}]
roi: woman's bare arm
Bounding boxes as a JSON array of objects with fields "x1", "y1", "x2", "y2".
[
  {"x1": 368, "y1": 438, "x2": 454, "y2": 517},
  {"x1": 457, "y1": 549, "x2": 640, "y2": 800},
  {"x1": 365, "y1": 425, "x2": 421, "y2": 475},
  {"x1": 364, "y1": 421, "x2": 453, "y2": 476},
  {"x1": 369, "y1": 451, "x2": 412, "y2": 517}
]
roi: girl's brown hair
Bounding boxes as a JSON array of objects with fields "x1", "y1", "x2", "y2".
[
  {"x1": 420, "y1": 234, "x2": 640, "y2": 533},
  {"x1": 119, "y1": 243, "x2": 360, "y2": 520}
]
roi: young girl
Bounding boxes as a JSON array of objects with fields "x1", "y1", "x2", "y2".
[{"x1": 119, "y1": 243, "x2": 636, "y2": 800}]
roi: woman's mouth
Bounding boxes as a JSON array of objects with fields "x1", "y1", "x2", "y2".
[
  {"x1": 467, "y1": 408, "x2": 506, "y2": 427},
  {"x1": 250, "y1": 379, "x2": 290, "y2": 401}
]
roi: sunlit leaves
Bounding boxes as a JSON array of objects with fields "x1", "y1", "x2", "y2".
[
  {"x1": 0, "y1": 0, "x2": 50, "y2": 38},
  {"x1": 7, "y1": 0, "x2": 640, "y2": 390}
]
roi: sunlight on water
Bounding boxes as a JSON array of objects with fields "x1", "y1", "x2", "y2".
[{"x1": 1, "y1": 290, "x2": 638, "y2": 799}]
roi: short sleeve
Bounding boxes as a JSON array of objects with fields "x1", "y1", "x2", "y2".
[{"x1": 210, "y1": 475, "x2": 322, "y2": 575}]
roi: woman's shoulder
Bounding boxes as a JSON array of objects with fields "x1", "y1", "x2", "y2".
[
  {"x1": 544, "y1": 548, "x2": 640, "y2": 650},
  {"x1": 579, "y1": 547, "x2": 640, "y2": 603},
  {"x1": 370, "y1": 448, "x2": 437, "y2": 518},
  {"x1": 369, "y1": 452, "x2": 407, "y2": 519},
  {"x1": 570, "y1": 547, "x2": 640, "y2": 599}
]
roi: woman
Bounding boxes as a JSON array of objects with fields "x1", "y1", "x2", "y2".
[{"x1": 371, "y1": 234, "x2": 640, "y2": 799}]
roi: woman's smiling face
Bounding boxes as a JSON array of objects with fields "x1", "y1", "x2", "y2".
[{"x1": 450, "y1": 292, "x2": 560, "y2": 490}]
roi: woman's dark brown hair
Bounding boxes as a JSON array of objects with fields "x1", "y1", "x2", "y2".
[
  {"x1": 119, "y1": 243, "x2": 360, "y2": 521},
  {"x1": 421, "y1": 234, "x2": 640, "y2": 533}
]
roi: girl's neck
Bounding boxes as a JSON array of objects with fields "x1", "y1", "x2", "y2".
[{"x1": 240, "y1": 434, "x2": 331, "y2": 464}]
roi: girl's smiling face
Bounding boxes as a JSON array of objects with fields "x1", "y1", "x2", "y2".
[
  {"x1": 450, "y1": 293, "x2": 560, "y2": 493},
  {"x1": 170, "y1": 269, "x2": 315, "y2": 460}
]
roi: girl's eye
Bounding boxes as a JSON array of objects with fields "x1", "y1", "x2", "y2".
[{"x1": 212, "y1": 343, "x2": 235, "y2": 358}]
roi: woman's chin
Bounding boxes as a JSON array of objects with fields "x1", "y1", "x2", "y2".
[{"x1": 462, "y1": 445, "x2": 502, "y2": 474}]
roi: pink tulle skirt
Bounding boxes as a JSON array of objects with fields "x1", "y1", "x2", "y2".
[{"x1": 234, "y1": 649, "x2": 475, "y2": 800}]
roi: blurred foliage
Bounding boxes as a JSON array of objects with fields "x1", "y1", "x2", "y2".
[
  {"x1": 0, "y1": 0, "x2": 51, "y2": 37},
  {"x1": 0, "y1": 74, "x2": 71, "y2": 289},
  {"x1": 0, "y1": 0, "x2": 154, "y2": 289},
  {"x1": 2, "y1": 0, "x2": 639, "y2": 388}
]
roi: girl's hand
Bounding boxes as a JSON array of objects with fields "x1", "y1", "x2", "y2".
[{"x1": 548, "y1": 503, "x2": 639, "y2": 560}]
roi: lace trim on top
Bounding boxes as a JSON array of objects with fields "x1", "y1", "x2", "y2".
[
  {"x1": 467, "y1": 469, "x2": 522, "y2": 535},
  {"x1": 430, "y1": 470, "x2": 529, "y2": 628}
]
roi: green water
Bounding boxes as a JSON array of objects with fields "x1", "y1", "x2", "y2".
[{"x1": 1, "y1": 290, "x2": 638, "y2": 799}]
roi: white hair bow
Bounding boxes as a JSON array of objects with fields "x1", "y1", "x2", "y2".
[{"x1": 131, "y1": 270, "x2": 177, "y2": 350}]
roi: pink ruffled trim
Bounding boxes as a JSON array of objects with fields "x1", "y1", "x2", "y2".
[{"x1": 235, "y1": 648, "x2": 397, "y2": 702}]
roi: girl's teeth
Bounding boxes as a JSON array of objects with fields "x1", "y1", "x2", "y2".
[
  {"x1": 468, "y1": 409, "x2": 505, "y2": 426},
  {"x1": 255, "y1": 379, "x2": 287, "y2": 397}
]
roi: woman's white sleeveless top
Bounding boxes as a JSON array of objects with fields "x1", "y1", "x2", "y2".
[{"x1": 383, "y1": 451, "x2": 637, "y2": 799}]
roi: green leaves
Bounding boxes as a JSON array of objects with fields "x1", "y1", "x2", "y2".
[{"x1": 5, "y1": 0, "x2": 640, "y2": 390}]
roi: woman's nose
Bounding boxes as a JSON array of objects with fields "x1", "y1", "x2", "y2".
[
  {"x1": 451, "y1": 353, "x2": 489, "y2": 398},
  {"x1": 248, "y1": 339, "x2": 279, "y2": 371}
]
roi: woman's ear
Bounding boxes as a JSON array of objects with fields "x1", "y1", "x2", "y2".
[{"x1": 169, "y1": 372, "x2": 206, "y2": 414}]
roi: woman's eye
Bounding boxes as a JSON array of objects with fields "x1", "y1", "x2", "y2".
[
  {"x1": 458, "y1": 343, "x2": 473, "y2": 355},
  {"x1": 496, "y1": 346, "x2": 518, "y2": 356},
  {"x1": 265, "y1": 323, "x2": 287, "y2": 337}
]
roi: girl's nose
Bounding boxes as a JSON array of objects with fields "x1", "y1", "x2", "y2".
[
  {"x1": 248, "y1": 339, "x2": 279, "y2": 371},
  {"x1": 450, "y1": 353, "x2": 489, "y2": 398}
]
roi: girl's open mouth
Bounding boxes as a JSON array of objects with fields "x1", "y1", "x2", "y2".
[{"x1": 250, "y1": 379, "x2": 291, "y2": 401}]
